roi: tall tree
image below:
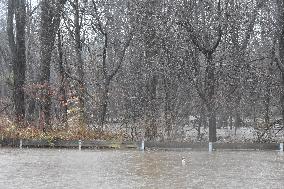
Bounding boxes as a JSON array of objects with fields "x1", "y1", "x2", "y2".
[
  {"x1": 91, "y1": 0, "x2": 132, "y2": 129},
  {"x1": 70, "y1": 0, "x2": 87, "y2": 125},
  {"x1": 228, "y1": 0, "x2": 267, "y2": 131},
  {"x1": 39, "y1": 0, "x2": 66, "y2": 129},
  {"x1": 7, "y1": 0, "x2": 26, "y2": 125},
  {"x1": 277, "y1": 0, "x2": 284, "y2": 129},
  {"x1": 57, "y1": 29, "x2": 68, "y2": 124},
  {"x1": 140, "y1": 0, "x2": 160, "y2": 140},
  {"x1": 180, "y1": 0, "x2": 223, "y2": 142}
]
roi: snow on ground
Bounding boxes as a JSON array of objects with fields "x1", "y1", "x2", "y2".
[
  {"x1": 184, "y1": 126, "x2": 284, "y2": 142},
  {"x1": 93, "y1": 121, "x2": 284, "y2": 142}
]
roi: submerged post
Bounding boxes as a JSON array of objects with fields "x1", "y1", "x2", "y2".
[
  {"x1": 280, "y1": 143, "x2": 283, "y2": 151},
  {"x1": 78, "y1": 140, "x2": 82, "y2": 151},
  {"x1": 19, "y1": 139, "x2": 23, "y2": 149},
  {"x1": 209, "y1": 142, "x2": 213, "y2": 152}
]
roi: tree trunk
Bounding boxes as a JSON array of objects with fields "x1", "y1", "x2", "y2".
[
  {"x1": 229, "y1": 113, "x2": 233, "y2": 130},
  {"x1": 281, "y1": 73, "x2": 284, "y2": 130},
  {"x1": 57, "y1": 29, "x2": 68, "y2": 124},
  {"x1": 277, "y1": 0, "x2": 284, "y2": 130},
  {"x1": 39, "y1": 0, "x2": 66, "y2": 129},
  {"x1": 206, "y1": 53, "x2": 217, "y2": 142},
  {"x1": 264, "y1": 80, "x2": 270, "y2": 127},
  {"x1": 208, "y1": 107, "x2": 217, "y2": 142},
  {"x1": 201, "y1": 105, "x2": 207, "y2": 129},
  {"x1": 145, "y1": 75, "x2": 158, "y2": 140},
  {"x1": 197, "y1": 115, "x2": 201, "y2": 140},
  {"x1": 99, "y1": 79, "x2": 110, "y2": 130},
  {"x1": 7, "y1": 0, "x2": 26, "y2": 125},
  {"x1": 164, "y1": 77, "x2": 172, "y2": 139},
  {"x1": 73, "y1": 0, "x2": 86, "y2": 125},
  {"x1": 40, "y1": 1, "x2": 54, "y2": 128}
]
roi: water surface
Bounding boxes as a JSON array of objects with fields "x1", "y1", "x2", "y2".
[{"x1": 0, "y1": 148, "x2": 284, "y2": 188}]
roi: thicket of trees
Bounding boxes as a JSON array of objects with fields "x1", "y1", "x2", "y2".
[{"x1": 1, "y1": 0, "x2": 284, "y2": 142}]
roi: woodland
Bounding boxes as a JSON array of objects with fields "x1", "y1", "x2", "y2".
[{"x1": 0, "y1": 0, "x2": 284, "y2": 142}]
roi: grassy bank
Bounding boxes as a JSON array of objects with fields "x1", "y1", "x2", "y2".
[{"x1": 0, "y1": 117, "x2": 124, "y2": 141}]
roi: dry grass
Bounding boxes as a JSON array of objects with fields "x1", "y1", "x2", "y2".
[{"x1": 0, "y1": 116, "x2": 125, "y2": 141}]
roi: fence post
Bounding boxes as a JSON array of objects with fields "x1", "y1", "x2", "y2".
[
  {"x1": 140, "y1": 140, "x2": 144, "y2": 151},
  {"x1": 19, "y1": 139, "x2": 23, "y2": 149},
  {"x1": 280, "y1": 143, "x2": 283, "y2": 152},
  {"x1": 78, "y1": 140, "x2": 82, "y2": 151},
  {"x1": 209, "y1": 142, "x2": 213, "y2": 152}
]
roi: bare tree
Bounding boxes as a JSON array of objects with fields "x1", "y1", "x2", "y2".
[
  {"x1": 7, "y1": 0, "x2": 26, "y2": 125},
  {"x1": 57, "y1": 29, "x2": 68, "y2": 124},
  {"x1": 276, "y1": 0, "x2": 284, "y2": 129},
  {"x1": 39, "y1": 0, "x2": 66, "y2": 129},
  {"x1": 180, "y1": 0, "x2": 223, "y2": 142},
  {"x1": 229, "y1": 0, "x2": 267, "y2": 131},
  {"x1": 91, "y1": 0, "x2": 132, "y2": 129}
]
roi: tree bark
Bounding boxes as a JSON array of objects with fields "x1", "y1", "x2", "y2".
[
  {"x1": 164, "y1": 77, "x2": 172, "y2": 139},
  {"x1": 7, "y1": 0, "x2": 26, "y2": 125},
  {"x1": 57, "y1": 29, "x2": 68, "y2": 124},
  {"x1": 206, "y1": 53, "x2": 217, "y2": 142},
  {"x1": 145, "y1": 74, "x2": 158, "y2": 140},
  {"x1": 277, "y1": 0, "x2": 284, "y2": 131},
  {"x1": 39, "y1": 0, "x2": 66, "y2": 129},
  {"x1": 73, "y1": 0, "x2": 86, "y2": 125},
  {"x1": 99, "y1": 78, "x2": 110, "y2": 129}
]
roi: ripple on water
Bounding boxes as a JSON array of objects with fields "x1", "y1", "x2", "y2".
[{"x1": 0, "y1": 149, "x2": 284, "y2": 189}]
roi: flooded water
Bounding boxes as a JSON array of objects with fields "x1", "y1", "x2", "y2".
[{"x1": 0, "y1": 148, "x2": 284, "y2": 189}]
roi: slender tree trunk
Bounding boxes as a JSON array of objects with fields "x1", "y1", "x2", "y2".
[
  {"x1": 281, "y1": 73, "x2": 284, "y2": 129},
  {"x1": 229, "y1": 113, "x2": 233, "y2": 130},
  {"x1": 73, "y1": 0, "x2": 86, "y2": 125},
  {"x1": 197, "y1": 116, "x2": 201, "y2": 140},
  {"x1": 277, "y1": 0, "x2": 284, "y2": 131},
  {"x1": 164, "y1": 77, "x2": 172, "y2": 139},
  {"x1": 201, "y1": 105, "x2": 207, "y2": 129},
  {"x1": 264, "y1": 81, "x2": 270, "y2": 127},
  {"x1": 25, "y1": 1, "x2": 37, "y2": 122},
  {"x1": 253, "y1": 102, "x2": 257, "y2": 128},
  {"x1": 99, "y1": 79, "x2": 110, "y2": 129},
  {"x1": 233, "y1": 53, "x2": 243, "y2": 131},
  {"x1": 234, "y1": 111, "x2": 241, "y2": 135},
  {"x1": 57, "y1": 30, "x2": 68, "y2": 124},
  {"x1": 145, "y1": 74, "x2": 158, "y2": 140}
]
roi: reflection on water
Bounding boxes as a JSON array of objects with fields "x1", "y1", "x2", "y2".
[{"x1": 0, "y1": 148, "x2": 284, "y2": 189}]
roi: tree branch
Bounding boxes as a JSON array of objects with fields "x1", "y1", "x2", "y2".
[
  {"x1": 241, "y1": 0, "x2": 267, "y2": 51},
  {"x1": 108, "y1": 32, "x2": 133, "y2": 80}
]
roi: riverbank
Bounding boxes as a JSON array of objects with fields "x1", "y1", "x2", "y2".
[
  {"x1": 0, "y1": 138, "x2": 283, "y2": 151},
  {"x1": 0, "y1": 138, "x2": 138, "y2": 149}
]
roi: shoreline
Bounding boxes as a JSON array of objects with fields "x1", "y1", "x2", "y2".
[{"x1": 0, "y1": 138, "x2": 283, "y2": 151}]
